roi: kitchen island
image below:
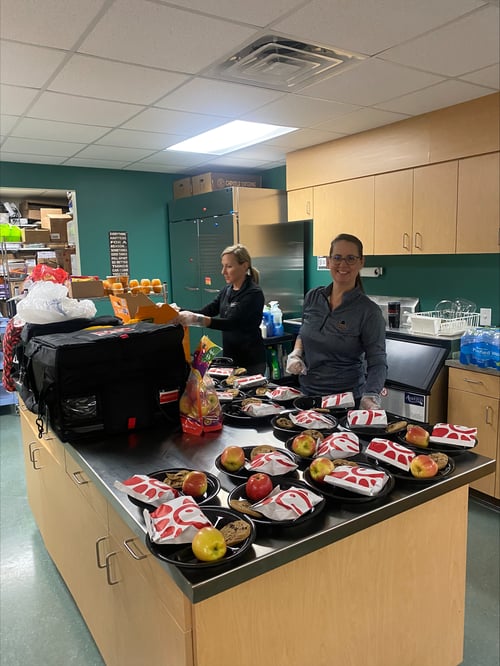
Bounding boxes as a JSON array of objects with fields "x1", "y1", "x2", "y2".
[{"x1": 19, "y1": 402, "x2": 494, "y2": 666}]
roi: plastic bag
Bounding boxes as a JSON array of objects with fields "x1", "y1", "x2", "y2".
[
  {"x1": 179, "y1": 335, "x2": 223, "y2": 435},
  {"x1": 30, "y1": 264, "x2": 69, "y2": 284},
  {"x1": 16, "y1": 281, "x2": 97, "y2": 324}
]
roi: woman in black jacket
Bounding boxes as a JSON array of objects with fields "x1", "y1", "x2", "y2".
[{"x1": 175, "y1": 244, "x2": 266, "y2": 374}]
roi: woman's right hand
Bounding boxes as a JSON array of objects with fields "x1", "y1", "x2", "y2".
[{"x1": 286, "y1": 350, "x2": 307, "y2": 375}]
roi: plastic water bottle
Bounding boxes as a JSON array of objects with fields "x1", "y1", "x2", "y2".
[
  {"x1": 263, "y1": 307, "x2": 273, "y2": 337},
  {"x1": 473, "y1": 327, "x2": 491, "y2": 368},
  {"x1": 459, "y1": 327, "x2": 475, "y2": 365},
  {"x1": 269, "y1": 301, "x2": 284, "y2": 337},
  {"x1": 488, "y1": 328, "x2": 500, "y2": 370},
  {"x1": 260, "y1": 317, "x2": 267, "y2": 338}
]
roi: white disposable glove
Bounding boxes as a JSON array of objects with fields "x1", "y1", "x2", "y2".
[
  {"x1": 359, "y1": 394, "x2": 382, "y2": 410},
  {"x1": 176, "y1": 311, "x2": 203, "y2": 327},
  {"x1": 286, "y1": 350, "x2": 307, "y2": 375}
]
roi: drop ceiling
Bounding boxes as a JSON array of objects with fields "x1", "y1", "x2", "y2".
[{"x1": 0, "y1": 0, "x2": 498, "y2": 174}]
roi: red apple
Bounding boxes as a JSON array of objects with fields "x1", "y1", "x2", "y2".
[
  {"x1": 220, "y1": 446, "x2": 245, "y2": 472},
  {"x1": 191, "y1": 526, "x2": 227, "y2": 562},
  {"x1": 245, "y1": 473, "x2": 273, "y2": 502},
  {"x1": 308, "y1": 457, "x2": 335, "y2": 483},
  {"x1": 291, "y1": 433, "x2": 317, "y2": 458},
  {"x1": 405, "y1": 425, "x2": 430, "y2": 448},
  {"x1": 409, "y1": 454, "x2": 439, "y2": 478},
  {"x1": 182, "y1": 471, "x2": 208, "y2": 498}
]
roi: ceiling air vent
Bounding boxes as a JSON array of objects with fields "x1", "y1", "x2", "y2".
[{"x1": 207, "y1": 35, "x2": 364, "y2": 91}]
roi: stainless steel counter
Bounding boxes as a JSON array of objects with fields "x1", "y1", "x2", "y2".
[{"x1": 63, "y1": 419, "x2": 495, "y2": 603}]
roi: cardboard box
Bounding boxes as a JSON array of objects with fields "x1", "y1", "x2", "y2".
[
  {"x1": 109, "y1": 293, "x2": 190, "y2": 360},
  {"x1": 173, "y1": 177, "x2": 193, "y2": 199},
  {"x1": 40, "y1": 208, "x2": 63, "y2": 226},
  {"x1": 67, "y1": 278, "x2": 104, "y2": 299},
  {"x1": 21, "y1": 228, "x2": 50, "y2": 244},
  {"x1": 192, "y1": 172, "x2": 262, "y2": 195},
  {"x1": 27, "y1": 209, "x2": 42, "y2": 220},
  {"x1": 54, "y1": 246, "x2": 76, "y2": 274},
  {"x1": 40, "y1": 214, "x2": 71, "y2": 244}
]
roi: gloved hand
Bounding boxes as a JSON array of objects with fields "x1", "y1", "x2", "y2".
[
  {"x1": 176, "y1": 311, "x2": 203, "y2": 327},
  {"x1": 286, "y1": 350, "x2": 307, "y2": 375},
  {"x1": 359, "y1": 394, "x2": 382, "y2": 410}
]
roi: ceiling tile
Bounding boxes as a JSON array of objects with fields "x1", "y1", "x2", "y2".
[
  {"x1": 0, "y1": 85, "x2": 39, "y2": 116},
  {"x1": 28, "y1": 91, "x2": 143, "y2": 125},
  {"x1": 164, "y1": 0, "x2": 305, "y2": 25},
  {"x1": 79, "y1": 0, "x2": 256, "y2": 73},
  {"x1": 12, "y1": 117, "x2": 110, "y2": 142},
  {"x1": 1, "y1": 136, "x2": 85, "y2": 157},
  {"x1": 271, "y1": 0, "x2": 485, "y2": 55},
  {"x1": 0, "y1": 41, "x2": 68, "y2": 88},
  {"x1": 375, "y1": 80, "x2": 497, "y2": 115},
  {"x1": 0, "y1": 151, "x2": 66, "y2": 165},
  {"x1": 0, "y1": 115, "x2": 19, "y2": 134},
  {"x1": 242, "y1": 94, "x2": 359, "y2": 127},
  {"x1": 96, "y1": 128, "x2": 183, "y2": 150},
  {"x1": 155, "y1": 78, "x2": 284, "y2": 115},
  {"x1": 459, "y1": 63, "x2": 500, "y2": 88},
  {"x1": 207, "y1": 155, "x2": 271, "y2": 168},
  {"x1": 0, "y1": 0, "x2": 106, "y2": 49},
  {"x1": 73, "y1": 144, "x2": 154, "y2": 161},
  {"x1": 122, "y1": 107, "x2": 229, "y2": 135},
  {"x1": 314, "y1": 107, "x2": 410, "y2": 134},
  {"x1": 380, "y1": 5, "x2": 500, "y2": 76},
  {"x1": 49, "y1": 54, "x2": 189, "y2": 104},
  {"x1": 63, "y1": 157, "x2": 132, "y2": 169},
  {"x1": 266, "y1": 127, "x2": 346, "y2": 149},
  {"x1": 138, "y1": 151, "x2": 213, "y2": 167},
  {"x1": 299, "y1": 58, "x2": 444, "y2": 106}
]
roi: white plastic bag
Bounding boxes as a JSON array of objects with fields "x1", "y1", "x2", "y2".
[{"x1": 17, "y1": 281, "x2": 97, "y2": 324}]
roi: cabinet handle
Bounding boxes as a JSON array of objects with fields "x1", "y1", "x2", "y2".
[
  {"x1": 123, "y1": 538, "x2": 147, "y2": 561},
  {"x1": 31, "y1": 447, "x2": 42, "y2": 470},
  {"x1": 485, "y1": 405, "x2": 494, "y2": 425},
  {"x1": 184, "y1": 286, "x2": 200, "y2": 291},
  {"x1": 95, "y1": 536, "x2": 109, "y2": 569},
  {"x1": 402, "y1": 233, "x2": 410, "y2": 250},
  {"x1": 28, "y1": 440, "x2": 37, "y2": 463},
  {"x1": 71, "y1": 470, "x2": 89, "y2": 486},
  {"x1": 414, "y1": 232, "x2": 423, "y2": 249},
  {"x1": 306, "y1": 200, "x2": 311, "y2": 216},
  {"x1": 463, "y1": 378, "x2": 484, "y2": 385},
  {"x1": 105, "y1": 552, "x2": 120, "y2": 586}
]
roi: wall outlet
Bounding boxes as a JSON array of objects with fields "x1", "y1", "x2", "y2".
[{"x1": 480, "y1": 308, "x2": 492, "y2": 326}]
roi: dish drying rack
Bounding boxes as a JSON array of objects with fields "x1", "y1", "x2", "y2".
[{"x1": 410, "y1": 311, "x2": 480, "y2": 336}]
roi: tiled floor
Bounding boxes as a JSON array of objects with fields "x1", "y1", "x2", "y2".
[{"x1": 1, "y1": 405, "x2": 499, "y2": 666}]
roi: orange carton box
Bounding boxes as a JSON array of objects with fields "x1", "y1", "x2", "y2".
[{"x1": 109, "y1": 293, "x2": 190, "y2": 360}]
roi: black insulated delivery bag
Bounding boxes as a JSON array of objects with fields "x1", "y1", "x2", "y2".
[{"x1": 23, "y1": 321, "x2": 189, "y2": 441}]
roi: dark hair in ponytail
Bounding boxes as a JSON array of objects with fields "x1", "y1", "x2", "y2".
[{"x1": 329, "y1": 233, "x2": 364, "y2": 292}]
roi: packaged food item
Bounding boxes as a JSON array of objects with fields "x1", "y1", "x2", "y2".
[
  {"x1": 114, "y1": 474, "x2": 179, "y2": 507},
  {"x1": 233, "y1": 373, "x2": 267, "y2": 389},
  {"x1": 316, "y1": 432, "x2": 360, "y2": 459},
  {"x1": 265, "y1": 386, "x2": 303, "y2": 401},
  {"x1": 241, "y1": 402, "x2": 283, "y2": 418},
  {"x1": 347, "y1": 409, "x2": 388, "y2": 427},
  {"x1": 252, "y1": 485, "x2": 323, "y2": 521},
  {"x1": 144, "y1": 496, "x2": 212, "y2": 544},
  {"x1": 321, "y1": 392, "x2": 355, "y2": 408},
  {"x1": 429, "y1": 423, "x2": 477, "y2": 447},
  {"x1": 324, "y1": 465, "x2": 389, "y2": 496},
  {"x1": 290, "y1": 409, "x2": 337, "y2": 430},
  {"x1": 366, "y1": 438, "x2": 415, "y2": 471},
  {"x1": 245, "y1": 450, "x2": 298, "y2": 475}
]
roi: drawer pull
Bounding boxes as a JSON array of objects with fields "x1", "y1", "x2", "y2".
[
  {"x1": 123, "y1": 538, "x2": 147, "y2": 561},
  {"x1": 414, "y1": 232, "x2": 423, "y2": 249},
  {"x1": 403, "y1": 233, "x2": 410, "y2": 250},
  {"x1": 28, "y1": 441, "x2": 38, "y2": 463},
  {"x1": 105, "y1": 552, "x2": 120, "y2": 586},
  {"x1": 71, "y1": 470, "x2": 89, "y2": 486},
  {"x1": 95, "y1": 536, "x2": 108, "y2": 569},
  {"x1": 485, "y1": 405, "x2": 494, "y2": 425},
  {"x1": 463, "y1": 378, "x2": 484, "y2": 385},
  {"x1": 31, "y1": 447, "x2": 42, "y2": 470}
]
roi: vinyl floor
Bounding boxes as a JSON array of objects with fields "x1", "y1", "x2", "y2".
[{"x1": 1, "y1": 405, "x2": 499, "y2": 666}]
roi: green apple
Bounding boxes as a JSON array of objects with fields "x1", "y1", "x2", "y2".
[{"x1": 191, "y1": 527, "x2": 227, "y2": 562}]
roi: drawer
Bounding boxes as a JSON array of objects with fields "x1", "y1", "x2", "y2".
[
  {"x1": 449, "y1": 368, "x2": 500, "y2": 399},
  {"x1": 65, "y1": 451, "x2": 108, "y2": 523}
]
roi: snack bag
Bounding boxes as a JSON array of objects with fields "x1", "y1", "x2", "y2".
[{"x1": 179, "y1": 335, "x2": 223, "y2": 435}]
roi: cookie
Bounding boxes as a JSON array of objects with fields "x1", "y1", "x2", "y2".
[
  {"x1": 250, "y1": 444, "x2": 276, "y2": 460},
  {"x1": 386, "y1": 420, "x2": 408, "y2": 434},
  {"x1": 233, "y1": 367, "x2": 247, "y2": 376},
  {"x1": 229, "y1": 499, "x2": 263, "y2": 518},
  {"x1": 301, "y1": 429, "x2": 325, "y2": 441},
  {"x1": 225, "y1": 375, "x2": 237, "y2": 386},
  {"x1": 220, "y1": 520, "x2": 251, "y2": 546},
  {"x1": 429, "y1": 452, "x2": 449, "y2": 470},
  {"x1": 332, "y1": 458, "x2": 359, "y2": 468},
  {"x1": 255, "y1": 386, "x2": 269, "y2": 396},
  {"x1": 275, "y1": 417, "x2": 294, "y2": 429},
  {"x1": 163, "y1": 469, "x2": 190, "y2": 489},
  {"x1": 241, "y1": 397, "x2": 262, "y2": 407}
]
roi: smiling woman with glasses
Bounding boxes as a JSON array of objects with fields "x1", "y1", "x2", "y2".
[{"x1": 286, "y1": 233, "x2": 387, "y2": 409}]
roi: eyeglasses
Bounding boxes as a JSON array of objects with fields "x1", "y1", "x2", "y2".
[{"x1": 329, "y1": 254, "x2": 361, "y2": 265}]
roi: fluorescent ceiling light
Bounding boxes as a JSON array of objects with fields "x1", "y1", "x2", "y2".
[{"x1": 166, "y1": 120, "x2": 297, "y2": 155}]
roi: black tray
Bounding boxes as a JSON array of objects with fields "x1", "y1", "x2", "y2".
[
  {"x1": 293, "y1": 395, "x2": 350, "y2": 417},
  {"x1": 215, "y1": 445, "x2": 298, "y2": 482},
  {"x1": 366, "y1": 454, "x2": 457, "y2": 484},
  {"x1": 396, "y1": 432, "x2": 478, "y2": 456},
  {"x1": 127, "y1": 468, "x2": 221, "y2": 511},
  {"x1": 222, "y1": 401, "x2": 284, "y2": 427},
  {"x1": 303, "y1": 464, "x2": 395, "y2": 504},
  {"x1": 145, "y1": 506, "x2": 256, "y2": 569}
]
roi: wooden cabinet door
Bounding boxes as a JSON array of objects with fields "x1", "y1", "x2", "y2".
[
  {"x1": 313, "y1": 177, "x2": 374, "y2": 256},
  {"x1": 287, "y1": 188, "x2": 313, "y2": 221},
  {"x1": 374, "y1": 170, "x2": 413, "y2": 254},
  {"x1": 413, "y1": 161, "x2": 458, "y2": 254},
  {"x1": 456, "y1": 152, "x2": 500, "y2": 253}
]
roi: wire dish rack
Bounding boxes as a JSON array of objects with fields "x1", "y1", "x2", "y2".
[{"x1": 410, "y1": 311, "x2": 480, "y2": 336}]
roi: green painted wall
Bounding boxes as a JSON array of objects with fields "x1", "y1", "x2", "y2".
[{"x1": 1, "y1": 161, "x2": 499, "y2": 324}]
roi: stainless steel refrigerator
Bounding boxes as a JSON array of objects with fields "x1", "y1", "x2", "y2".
[{"x1": 168, "y1": 187, "x2": 308, "y2": 348}]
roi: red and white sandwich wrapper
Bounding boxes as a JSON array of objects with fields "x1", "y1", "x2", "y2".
[
  {"x1": 241, "y1": 401, "x2": 283, "y2": 417},
  {"x1": 316, "y1": 431, "x2": 360, "y2": 459},
  {"x1": 347, "y1": 409, "x2": 388, "y2": 427},
  {"x1": 290, "y1": 409, "x2": 337, "y2": 430},
  {"x1": 207, "y1": 366, "x2": 234, "y2": 377},
  {"x1": 234, "y1": 373, "x2": 267, "y2": 389},
  {"x1": 366, "y1": 437, "x2": 415, "y2": 471},
  {"x1": 324, "y1": 465, "x2": 389, "y2": 497},
  {"x1": 252, "y1": 485, "x2": 323, "y2": 521},
  {"x1": 430, "y1": 423, "x2": 477, "y2": 448},
  {"x1": 114, "y1": 474, "x2": 180, "y2": 507},
  {"x1": 321, "y1": 392, "x2": 355, "y2": 409},
  {"x1": 216, "y1": 391, "x2": 238, "y2": 403},
  {"x1": 265, "y1": 386, "x2": 303, "y2": 401},
  {"x1": 245, "y1": 451, "x2": 298, "y2": 475},
  {"x1": 144, "y1": 496, "x2": 212, "y2": 545}
]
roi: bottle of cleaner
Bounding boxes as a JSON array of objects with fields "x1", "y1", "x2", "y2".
[
  {"x1": 260, "y1": 317, "x2": 267, "y2": 338},
  {"x1": 263, "y1": 306, "x2": 274, "y2": 337},
  {"x1": 269, "y1": 301, "x2": 284, "y2": 337},
  {"x1": 270, "y1": 348, "x2": 280, "y2": 380}
]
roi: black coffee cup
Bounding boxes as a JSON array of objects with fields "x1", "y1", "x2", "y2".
[{"x1": 388, "y1": 302, "x2": 401, "y2": 328}]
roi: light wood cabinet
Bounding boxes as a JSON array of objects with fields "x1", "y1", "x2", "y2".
[
  {"x1": 374, "y1": 170, "x2": 413, "y2": 254},
  {"x1": 412, "y1": 161, "x2": 458, "y2": 254},
  {"x1": 287, "y1": 188, "x2": 313, "y2": 221},
  {"x1": 313, "y1": 177, "x2": 374, "y2": 256},
  {"x1": 448, "y1": 367, "x2": 500, "y2": 498},
  {"x1": 456, "y1": 152, "x2": 500, "y2": 254}
]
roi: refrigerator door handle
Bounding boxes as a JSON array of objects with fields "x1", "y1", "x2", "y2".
[
  {"x1": 184, "y1": 286, "x2": 200, "y2": 291},
  {"x1": 204, "y1": 288, "x2": 220, "y2": 293}
]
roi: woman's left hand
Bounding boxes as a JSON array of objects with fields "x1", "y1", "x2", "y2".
[
  {"x1": 359, "y1": 395, "x2": 381, "y2": 410},
  {"x1": 175, "y1": 311, "x2": 203, "y2": 326}
]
